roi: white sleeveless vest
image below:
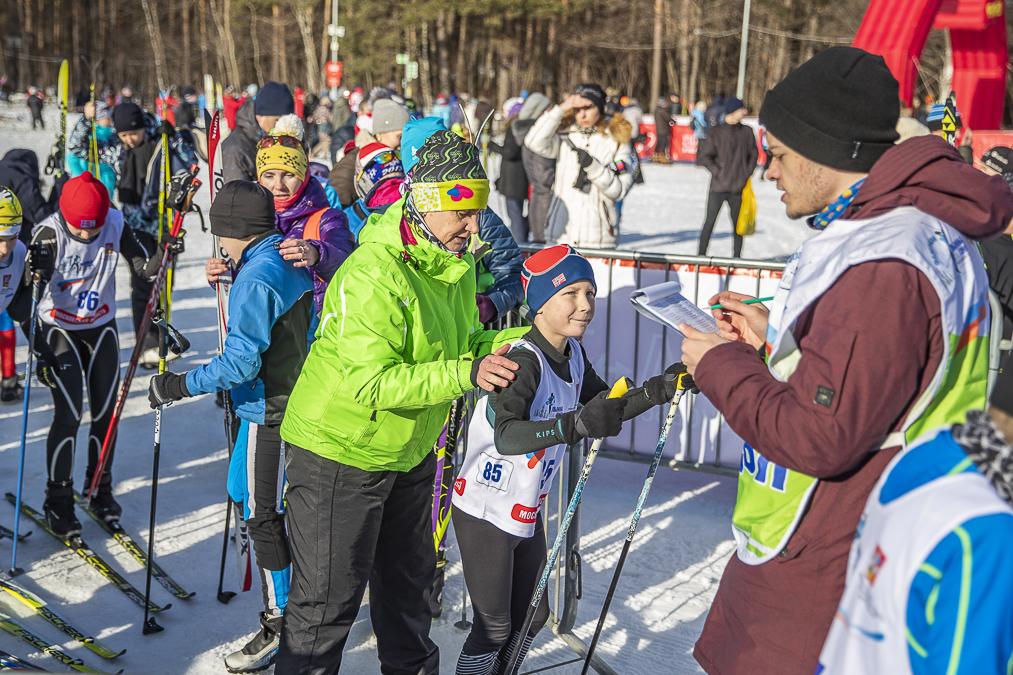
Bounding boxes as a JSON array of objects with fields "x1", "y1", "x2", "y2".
[
  {"x1": 37, "y1": 210, "x2": 125, "y2": 330},
  {"x1": 0, "y1": 240, "x2": 27, "y2": 314},
  {"x1": 817, "y1": 429, "x2": 1012, "y2": 675},
  {"x1": 733, "y1": 207, "x2": 991, "y2": 564},
  {"x1": 454, "y1": 337, "x2": 585, "y2": 538}
]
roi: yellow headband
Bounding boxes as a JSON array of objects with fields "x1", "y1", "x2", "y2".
[{"x1": 411, "y1": 179, "x2": 490, "y2": 212}]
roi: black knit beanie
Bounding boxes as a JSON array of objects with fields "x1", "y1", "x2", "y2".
[
  {"x1": 759, "y1": 47, "x2": 900, "y2": 173},
  {"x1": 209, "y1": 181, "x2": 277, "y2": 239},
  {"x1": 254, "y1": 81, "x2": 295, "y2": 117},
  {"x1": 575, "y1": 84, "x2": 606, "y2": 117},
  {"x1": 112, "y1": 102, "x2": 146, "y2": 132}
]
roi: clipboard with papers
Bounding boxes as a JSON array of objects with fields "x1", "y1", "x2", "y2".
[{"x1": 629, "y1": 281, "x2": 720, "y2": 337}]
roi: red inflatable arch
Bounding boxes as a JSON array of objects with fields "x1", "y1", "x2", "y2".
[{"x1": 852, "y1": 0, "x2": 1008, "y2": 130}]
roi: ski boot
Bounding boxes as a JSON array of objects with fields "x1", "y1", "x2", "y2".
[
  {"x1": 224, "y1": 612, "x2": 282, "y2": 673},
  {"x1": 85, "y1": 472, "x2": 122, "y2": 523},
  {"x1": 0, "y1": 375, "x2": 24, "y2": 404},
  {"x1": 44, "y1": 480, "x2": 82, "y2": 537}
]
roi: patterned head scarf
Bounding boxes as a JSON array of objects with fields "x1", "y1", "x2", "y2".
[
  {"x1": 403, "y1": 130, "x2": 489, "y2": 254},
  {"x1": 409, "y1": 130, "x2": 489, "y2": 213}
]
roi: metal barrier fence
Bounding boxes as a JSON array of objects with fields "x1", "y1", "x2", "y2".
[
  {"x1": 504, "y1": 245, "x2": 787, "y2": 477},
  {"x1": 475, "y1": 246, "x2": 787, "y2": 673}
]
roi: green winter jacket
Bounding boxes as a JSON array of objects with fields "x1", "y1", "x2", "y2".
[{"x1": 280, "y1": 197, "x2": 525, "y2": 472}]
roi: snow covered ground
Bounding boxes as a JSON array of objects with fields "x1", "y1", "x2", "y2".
[{"x1": 0, "y1": 104, "x2": 810, "y2": 674}]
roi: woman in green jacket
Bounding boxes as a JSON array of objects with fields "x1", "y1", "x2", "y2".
[{"x1": 277, "y1": 131, "x2": 523, "y2": 675}]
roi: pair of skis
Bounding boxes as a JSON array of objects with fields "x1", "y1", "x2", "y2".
[
  {"x1": 0, "y1": 612, "x2": 119, "y2": 674},
  {"x1": 5, "y1": 494, "x2": 190, "y2": 612},
  {"x1": 0, "y1": 517, "x2": 129, "y2": 672}
]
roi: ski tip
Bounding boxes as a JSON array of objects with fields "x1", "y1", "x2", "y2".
[
  {"x1": 216, "y1": 591, "x2": 236, "y2": 605},
  {"x1": 176, "y1": 590, "x2": 196, "y2": 599},
  {"x1": 113, "y1": 649, "x2": 127, "y2": 658},
  {"x1": 151, "y1": 602, "x2": 172, "y2": 613}
]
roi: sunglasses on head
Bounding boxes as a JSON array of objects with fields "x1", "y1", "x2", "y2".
[
  {"x1": 258, "y1": 135, "x2": 301, "y2": 150},
  {"x1": 367, "y1": 149, "x2": 400, "y2": 166}
]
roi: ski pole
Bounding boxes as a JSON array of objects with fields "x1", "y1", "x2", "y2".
[
  {"x1": 216, "y1": 497, "x2": 237, "y2": 604},
  {"x1": 142, "y1": 311, "x2": 169, "y2": 636},
  {"x1": 502, "y1": 377, "x2": 632, "y2": 675},
  {"x1": 580, "y1": 377, "x2": 692, "y2": 675},
  {"x1": 87, "y1": 174, "x2": 200, "y2": 501},
  {"x1": 9, "y1": 276, "x2": 42, "y2": 577},
  {"x1": 454, "y1": 391, "x2": 474, "y2": 631},
  {"x1": 216, "y1": 389, "x2": 238, "y2": 604}
]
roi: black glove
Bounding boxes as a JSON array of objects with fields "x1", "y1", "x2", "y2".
[
  {"x1": 147, "y1": 371, "x2": 191, "y2": 409},
  {"x1": 27, "y1": 243, "x2": 54, "y2": 280},
  {"x1": 645, "y1": 363, "x2": 698, "y2": 404},
  {"x1": 558, "y1": 391, "x2": 627, "y2": 444},
  {"x1": 163, "y1": 232, "x2": 185, "y2": 256},
  {"x1": 574, "y1": 147, "x2": 594, "y2": 169},
  {"x1": 35, "y1": 352, "x2": 61, "y2": 388},
  {"x1": 157, "y1": 119, "x2": 176, "y2": 139}
]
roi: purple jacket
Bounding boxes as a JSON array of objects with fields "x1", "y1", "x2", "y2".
[{"x1": 275, "y1": 177, "x2": 355, "y2": 313}]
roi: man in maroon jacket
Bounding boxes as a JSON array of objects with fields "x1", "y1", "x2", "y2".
[{"x1": 678, "y1": 47, "x2": 1013, "y2": 675}]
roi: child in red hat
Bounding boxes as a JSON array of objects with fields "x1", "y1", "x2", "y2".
[{"x1": 28, "y1": 171, "x2": 175, "y2": 535}]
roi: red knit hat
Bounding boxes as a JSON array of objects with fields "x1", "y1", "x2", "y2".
[{"x1": 60, "y1": 171, "x2": 110, "y2": 230}]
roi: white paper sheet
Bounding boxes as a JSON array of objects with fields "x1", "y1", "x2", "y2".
[{"x1": 630, "y1": 282, "x2": 720, "y2": 337}]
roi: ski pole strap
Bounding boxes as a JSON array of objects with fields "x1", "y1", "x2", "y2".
[{"x1": 151, "y1": 313, "x2": 191, "y2": 357}]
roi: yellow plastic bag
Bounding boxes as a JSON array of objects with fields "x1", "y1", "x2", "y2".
[{"x1": 737, "y1": 178, "x2": 757, "y2": 236}]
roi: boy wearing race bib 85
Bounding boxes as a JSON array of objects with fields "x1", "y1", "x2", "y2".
[
  {"x1": 29, "y1": 171, "x2": 176, "y2": 536},
  {"x1": 452, "y1": 244, "x2": 690, "y2": 675}
]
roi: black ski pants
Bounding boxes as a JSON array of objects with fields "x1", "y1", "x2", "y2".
[
  {"x1": 698, "y1": 190, "x2": 743, "y2": 258},
  {"x1": 37, "y1": 321, "x2": 119, "y2": 484},
  {"x1": 276, "y1": 445, "x2": 439, "y2": 675},
  {"x1": 453, "y1": 508, "x2": 549, "y2": 656}
]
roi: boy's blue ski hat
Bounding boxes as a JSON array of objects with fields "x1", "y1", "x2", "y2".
[
  {"x1": 522, "y1": 245, "x2": 597, "y2": 314},
  {"x1": 401, "y1": 117, "x2": 448, "y2": 173}
]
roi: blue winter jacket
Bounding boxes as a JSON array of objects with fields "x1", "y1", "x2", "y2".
[
  {"x1": 476, "y1": 207, "x2": 524, "y2": 316},
  {"x1": 185, "y1": 233, "x2": 315, "y2": 425}
]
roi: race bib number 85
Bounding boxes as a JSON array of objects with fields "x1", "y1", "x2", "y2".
[{"x1": 476, "y1": 452, "x2": 514, "y2": 492}]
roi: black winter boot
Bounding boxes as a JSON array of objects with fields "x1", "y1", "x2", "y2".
[
  {"x1": 44, "y1": 480, "x2": 81, "y2": 537},
  {"x1": 85, "y1": 471, "x2": 122, "y2": 523},
  {"x1": 224, "y1": 612, "x2": 282, "y2": 673},
  {"x1": 0, "y1": 375, "x2": 24, "y2": 404}
]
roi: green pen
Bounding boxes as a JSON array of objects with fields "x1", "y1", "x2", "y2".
[{"x1": 710, "y1": 296, "x2": 774, "y2": 310}]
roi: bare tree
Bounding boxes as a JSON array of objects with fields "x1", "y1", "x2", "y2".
[
  {"x1": 291, "y1": 0, "x2": 320, "y2": 90},
  {"x1": 141, "y1": 0, "x2": 168, "y2": 92}
]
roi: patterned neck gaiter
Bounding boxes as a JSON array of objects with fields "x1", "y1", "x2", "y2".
[{"x1": 807, "y1": 178, "x2": 866, "y2": 231}]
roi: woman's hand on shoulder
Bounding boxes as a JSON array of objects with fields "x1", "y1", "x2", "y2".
[
  {"x1": 472, "y1": 344, "x2": 520, "y2": 392},
  {"x1": 277, "y1": 238, "x2": 320, "y2": 268}
]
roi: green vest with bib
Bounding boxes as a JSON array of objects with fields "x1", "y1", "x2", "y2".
[{"x1": 732, "y1": 207, "x2": 991, "y2": 565}]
